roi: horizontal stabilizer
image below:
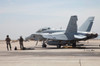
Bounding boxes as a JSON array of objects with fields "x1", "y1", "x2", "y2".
[{"x1": 74, "y1": 35, "x2": 86, "y2": 39}]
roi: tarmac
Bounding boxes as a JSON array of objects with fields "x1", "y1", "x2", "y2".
[{"x1": 0, "y1": 40, "x2": 100, "y2": 66}]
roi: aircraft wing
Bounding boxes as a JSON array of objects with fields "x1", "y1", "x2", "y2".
[
  {"x1": 42, "y1": 34, "x2": 87, "y2": 40},
  {"x1": 42, "y1": 33, "x2": 68, "y2": 40}
]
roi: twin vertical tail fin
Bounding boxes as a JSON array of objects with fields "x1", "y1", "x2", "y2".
[
  {"x1": 79, "y1": 17, "x2": 94, "y2": 32},
  {"x1": 65, "y1": 15, "x2": 78, "y2": 40}
]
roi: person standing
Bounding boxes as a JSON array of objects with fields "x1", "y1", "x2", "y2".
[
  {"x1": 19, "y1": 36, "x2": 24, "y2": 49},
  {"x1": 5, "y1": 35, "x2": 12, "y2": 51}
]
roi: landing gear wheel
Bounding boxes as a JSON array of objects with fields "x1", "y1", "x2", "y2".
[
  {"x1": 42, "y1": 43, "x2": 47, "y2": 48},
  {"x1": 57, "y1": 45, "x2": 61, "y2": 48},
  {"x1": 72, "y1": 42, "x2": 76, "y2": 48}
]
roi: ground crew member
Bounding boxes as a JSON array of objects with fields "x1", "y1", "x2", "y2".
[
  {"x1": 19, "y1": 36, "x2": 24, "y2": 49},
  {"x1": 5, "y1": 35, "x2": 12, "y2": 51}
]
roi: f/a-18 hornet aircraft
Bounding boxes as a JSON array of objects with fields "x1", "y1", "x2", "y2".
[{"x1": 27, "y1": 15, "x2": 98, "y2": 48}]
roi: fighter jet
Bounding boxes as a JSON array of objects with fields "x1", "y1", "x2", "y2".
[
  {"x1": 25, "y1": 27, "x2": 64, "y2": 41},
  {"x1": 25, "y1": 16, "x2": 95, "y2": 41},
  {"x1": 35, "y1": 15, "x2": 98, "y2": 48}
]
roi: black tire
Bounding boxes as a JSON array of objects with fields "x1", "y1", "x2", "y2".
[
  {"x1": 72, "y1": 42, "x2": 76, "y2": 48},
  {"x1": 57, "y1": 45, "x2": 61, "y2": 48},
  {"x1": 42, "y1": 43, "x2": 47, "y2": 48}
]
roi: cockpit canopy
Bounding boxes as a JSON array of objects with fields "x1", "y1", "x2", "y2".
[{"x1": 36, "y1": 27, "x2": 51, "y2": 33}]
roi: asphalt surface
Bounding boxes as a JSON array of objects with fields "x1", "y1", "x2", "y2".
[
  {"x1": 0, "y1": 40, "x2": 100, "y2": 66},
  {"x1": 0, "y1": 50, "x2": 100, "y2": 57}
]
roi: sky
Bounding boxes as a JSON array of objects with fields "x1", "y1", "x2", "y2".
[{"x1": 0, "y1": 0, "x2": 100, "y2": 40}]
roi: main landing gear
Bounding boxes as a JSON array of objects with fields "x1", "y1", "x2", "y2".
[
  {"x1": 57, "y1": 44, "x2": 61, "y2": 48},
  {"x1": 42, "y1": 41, "x2": 47, "y2": 48},
  {"x1": 72, "y1": 41, "x2": 76, "y2": 48}
]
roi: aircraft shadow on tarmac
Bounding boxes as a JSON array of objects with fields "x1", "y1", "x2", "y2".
[
  {"x1": 17, "y1": 46, "x2": 100, "y2": 50},
  {"x1": 14, "y1": 47, "x2": 35, "y2": 50},
  {"x1": 14, "y1": 43, "x2": 100, "y2": 50},
  {"x1": 45, "y1": 43, "x2": 100, "y2": 49}
]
